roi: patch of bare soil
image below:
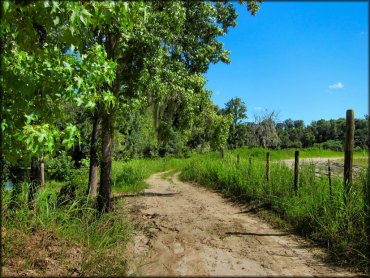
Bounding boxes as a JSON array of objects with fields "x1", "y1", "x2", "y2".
[
  {"x1": 2, "y1": 227, "x2": 84, "y2": 277},
  {"x1": 281, "y1": 157, "x2": 363, "y2": 177},
  {"x1": 282, "y1": 157, "x2": 343, "y2": 166},
  {"x1": 124, "y1": 172, "x2": 363, "y2": 276}
]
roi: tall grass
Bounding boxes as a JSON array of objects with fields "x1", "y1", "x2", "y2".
[
  {"x1": 2, "y1": 170, "x2": 132, "y2": 275},
  {"x1": 180, "y1": 150, "x2": 368, "y2": 271},
  {"x1": 111, "y1": 157, "x2": 187, "y2": 192}
]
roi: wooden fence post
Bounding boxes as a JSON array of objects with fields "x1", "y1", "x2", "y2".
[
  {"x1": 344, "y1": 109, "x2": 354, "y2": 200},
  {"x1": 266, "y1": 152, "x2": 270, "y2": 183},
  {"x1": 220, "y1": 148, "x2": 224, "y2": 159},
  {"x1": 40, "y1": 157, "x2": 45, "y2": 187},
  {"x1": 248, "y1": 157, "x2": 252, "y2": 177},
  {"x1": 328, "y1": 159, "x2": 332, "y2": 201},
  {"x1": 237, "y1": 154, "x2": 240, "y2": 166},
  {"x1": 294, "y1": 150, "x2": 299, "y2": 192}
]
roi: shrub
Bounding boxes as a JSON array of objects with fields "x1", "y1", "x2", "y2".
[
  {"x1": 47, "y1": 153, "x2": 75, "y2": 181},
  {"x1": 322, "y1": 140, "x2": 343, "y2": 151}
]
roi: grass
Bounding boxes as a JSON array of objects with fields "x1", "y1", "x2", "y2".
[
  {"x1": 336, "y1": 157, "x2": 369, "y2": 167},
  {"x1": 111, "y1": 157, "x2": 187, "y2": 193},
  {"x1": 2, "y1": 169, "x2": 133, "y2": 276},
  {"x1": 2, "y1": 157, "x2": 188, "y2": 275},
  {"x1": 3, "y1": 147, "x2": 368, "y2": 275}
]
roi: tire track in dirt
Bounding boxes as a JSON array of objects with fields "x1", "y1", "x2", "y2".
[{"x1": 123, "y1": 171, "x2": 363, "y2": 276}]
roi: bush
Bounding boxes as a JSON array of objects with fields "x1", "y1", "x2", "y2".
[
  {"x1": 314, "y1": 140, "x2": 343, "y2": 151},
  {"x1": 287, "y1": 140, "x2": 302, "y2": 148},
  {"x1": 142, "y1": 144, "x2": 158, "y2": 158},
  {"x1": 47, "y1": 153, "x2": 75, "y2": 181}
]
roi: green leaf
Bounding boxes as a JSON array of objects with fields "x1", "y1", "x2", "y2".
[
  {"x1": 38, "y1": 132, "x2": 47, "y2": 143},
  {"x1": 3, "y1": 1, "x2": 9, "y2": 14},
  {"x1": 63, "y1": 62, "x2": 73, "y2": 73},
  {"x1": 74, "y1": 76, "x2": 83, "y2": 88},
  {"x1": 76, "y1": 96, "x2": 83, "y2": 106},
  {"x1": 44, "y1": 60, "x2": 51, "y2": 68},
  {"x1": 71, "y1": 10, "x2": 77, "y2": 23},
  {"x1": 1, "y1": 120, "x2": 8, "y2": 131},
  {"x1": 53, "y1": 16, "x2": 59, "y2": 25},
  {"x1": 86, "y1": 100, "x2": 96, "y2": 109},
  {"x1": 81, "y1": 8, "x2": 92, "y2": 17},
  {"x1": 80, "y1": 15, "x2": 87, "y2": 26}
]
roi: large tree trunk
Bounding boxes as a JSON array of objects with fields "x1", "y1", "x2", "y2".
[
  {"x1": 28, "y1": 156, "x2": 40, "y2": 206},
  {"x1": 96, "y1": 31, "x2": 118, "y2": 213},
  {"x1": 97, "y1": 110, "x2": 113, "y2": 213},
  {"x1": 88, "y1": 109, "x2": 99, "y2": 197}
]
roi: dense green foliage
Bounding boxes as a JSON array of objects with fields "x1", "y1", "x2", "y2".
[{"x1": 1, "y1": 0, "x2": 262, "y2": 211}]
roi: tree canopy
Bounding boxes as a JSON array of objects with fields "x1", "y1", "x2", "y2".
[{"x1": 1, "y1": 0, "x2": 263, "y2": 211}]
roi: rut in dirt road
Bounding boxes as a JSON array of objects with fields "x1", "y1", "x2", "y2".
[{"x1": 123, "y1": 172, "x2": 362, "y2": 276}]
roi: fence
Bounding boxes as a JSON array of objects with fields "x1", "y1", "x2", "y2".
[{"x1": 219, "y1": 109, "x2": 356, "y2": 201}]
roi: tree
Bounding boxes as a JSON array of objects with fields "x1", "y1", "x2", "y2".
[
  {"x1": 222, "y1": 97, "x2": 248, "y2": 148},
  {"x1": 2, "y1": 0, "x2": 263, "y2": 212},
  {"x1": 252, "y1": 110, "x2": 280, "y2": 148},
  {"x1": 1, "y1": 2, "x2": 87, "y2": 202},
  {"x1": 224, "y1": 97, "x2": 247, "y2": 126},
  {"x1": 2, "y1": 2, "x2": 119, "y2": 205}
]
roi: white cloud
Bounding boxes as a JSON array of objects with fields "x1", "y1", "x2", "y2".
[{"x1": 328, "y1": 82, "x2": 344, "y2": 89}]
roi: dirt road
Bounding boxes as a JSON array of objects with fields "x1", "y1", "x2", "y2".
[{"x1": 123, "y1": 172, "x2": 361, "y2": 276}]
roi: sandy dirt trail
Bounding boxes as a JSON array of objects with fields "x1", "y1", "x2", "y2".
[{"x1": 123, "y1": 171, "x2": 361, "y2": 276}]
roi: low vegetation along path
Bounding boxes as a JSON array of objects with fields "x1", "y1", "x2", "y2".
[{"x1": 123, "y1": 171, "x2": 358, "y2": 276}]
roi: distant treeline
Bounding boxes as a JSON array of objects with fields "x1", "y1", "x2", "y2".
[
  {"x1": 276, "y1": 117, "x2": 367, "y2": 150},
  {"x1": 219, "y1": 97, "x2": 368, "y2": 151}
]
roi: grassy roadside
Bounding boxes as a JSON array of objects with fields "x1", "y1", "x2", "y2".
[
  {"x1": 2, "y1": 168, "x2": 133, "y2": 276},
  {"x1": 2, "y1": 156, "x2": 187, "y2": 276},
  {"x1": 2, "y1": 147, "x2": 368, "y2": 275},
  {"x1": 178, "y1": 148, "x2": 369, "y2": 273},
  {"x1": 113, "y1": 146, "x2": 368, "y2": 273}
]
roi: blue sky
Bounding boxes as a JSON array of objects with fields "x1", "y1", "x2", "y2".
[{"x1": 206, "y1": 1, "x2": 368, "y2": 125}]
